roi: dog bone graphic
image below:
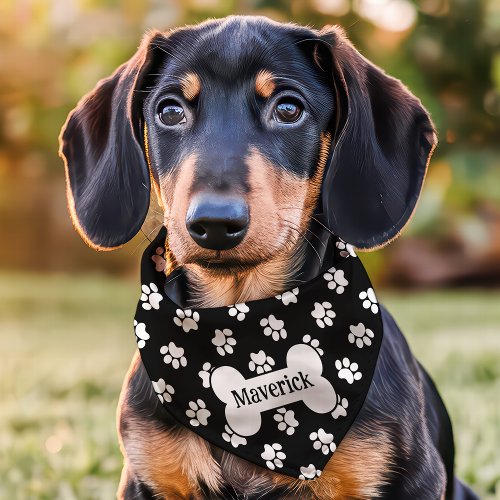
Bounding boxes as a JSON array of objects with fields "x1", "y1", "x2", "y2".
[{"x1": 211, "y1": 343, "x2": 337, "y2": 437}]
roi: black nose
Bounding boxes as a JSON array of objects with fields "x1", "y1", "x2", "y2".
[{"x1": 186, "y1": 194, "x2": 249, "y2": 250}]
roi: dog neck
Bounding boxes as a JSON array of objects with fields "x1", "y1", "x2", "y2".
[
  {"x1": 185, "y1": 244, "x2": 305, "y2": 308},
  {"x1": 165, "y1": 221, "x2": 333, "y2": 308}
]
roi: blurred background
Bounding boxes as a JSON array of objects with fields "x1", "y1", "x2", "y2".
[{"x1": 0, "y1": 0, "x2": 499, "y2": 498}]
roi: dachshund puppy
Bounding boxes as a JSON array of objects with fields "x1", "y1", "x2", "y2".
[{"x1": 59, "y1": 15, "x2": 478, "y2": 500}]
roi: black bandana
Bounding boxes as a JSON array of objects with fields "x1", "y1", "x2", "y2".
[{"x1": 134, "y1": 228, "x2": 383, "y2": 480}]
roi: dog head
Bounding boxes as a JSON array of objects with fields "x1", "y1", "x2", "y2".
[{"x1": 60, "y1": 16, "x2": 436, "y2": 274}]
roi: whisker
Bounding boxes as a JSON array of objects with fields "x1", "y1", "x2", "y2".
[
  {"x1": 130, "y1": 223, "x2": 163, "y2": 255},
  {"x1": 277, "y1": 208, "x2": 331, "y2": 245},
  {"x1": 148, "y1": 207, "x2": 164, "y2": 217},
  {"x1": 277, "y1": 216, "x2": 322, "y2": 268},
  {"x1": 151, "y1": 44, "x2": 186, "y2": 66},
  {"x1": 278, "y1": 206, "x2": 339, "y2": 239},
  {"x1": 165, "y1": 271, "x2": 184, "y2": 286}
]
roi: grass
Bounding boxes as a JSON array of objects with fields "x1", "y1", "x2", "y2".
[{"x1": 0, "y1": 272, "x2": 499, "y2": 499}]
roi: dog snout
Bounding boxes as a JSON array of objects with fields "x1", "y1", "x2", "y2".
[{"x1": 186, "y1": 194, "x2": 249, "y2": 251}]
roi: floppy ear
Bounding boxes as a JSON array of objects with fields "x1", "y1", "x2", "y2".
[
  {"x1": 59, "y1": 31, "x2": 166, "y2": 250},
  {"x1": 318, "y1": 26, "x2": 437, "y2": 250}
]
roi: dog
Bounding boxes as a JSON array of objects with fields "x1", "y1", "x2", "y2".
[{"x1": 59, "y1": 15, "x2": 479, "y2": 500}]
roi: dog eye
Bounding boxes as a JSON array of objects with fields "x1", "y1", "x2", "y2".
[
  {"x1": 158, "y1": 100, "x2": 186, "y2": 126},
  {"x1": 273, "y1": 98, "x2": 303, "y2": 123}
]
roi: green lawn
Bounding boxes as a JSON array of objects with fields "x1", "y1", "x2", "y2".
[{"x1": 0, "y1": 273, "x2": 499, "y2": 499}]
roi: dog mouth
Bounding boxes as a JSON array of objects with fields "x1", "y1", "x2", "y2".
[{"x1": 192, "y1": 257, "x2": 266, "y2": 273}]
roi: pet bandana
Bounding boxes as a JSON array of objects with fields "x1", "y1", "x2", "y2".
[{"x1": 134, "y1": 227, "x2": 383, "y2": 480}]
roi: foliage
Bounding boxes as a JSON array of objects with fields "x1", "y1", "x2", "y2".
[
  {"x1": 0, "y1": 0, "x2": 498, "y2": 192},
  {"x1": 0, "y1": 1, "x2": 499, "y2": 277}
]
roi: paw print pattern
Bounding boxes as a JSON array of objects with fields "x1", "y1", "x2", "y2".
[
  {"x1": 261, "y1": 443, "x2": 286, "y2": 470},
  {"x1": 323, "y1": 267, "x2": 349, "y2": 294},
  {"x1": 249, "y1": 350, "x2": 275, "y2": 374},
  {"x1": 160, "y1": 342, "x2": 187, "y2": 369},
  {"x1": 331, "y1": 394, "x2": 348, "y2": 419},
  {"x1": 212, "y1": 328, "x2": 236, "y2": 356},
  {"x1": 359, "y1": 287, "x2": 379, "y2": 314},
  {"x1": 152, "y1": 378, "x2": 175, "y2": 404},
  {"x1": 228, "y1": 303, "x2": 249, "y2": 321},
  {"x1": 302, "y1": 334, "x2": 324, "y2": 356},
  {"x1": 133, "y1": 320, "x2": 150, "y2": 349},
  {"x1": 140, "y1": 283, "x2": 163, "y2": 310},
  {"x1": 309, "y1": 428, "x2": 336, "y2": 455},
  {"x1": 299, "y1": 464, "x2": 322, "y2": 480},
  {"x1": 311, "y1": 302, "x2": 336, "y2": 328},
  {"x1": 335, "y1": 358, "x2": 362, "y2": 384},
  {"x1": 336, "y1": 239, "x2": 356, "y2": 258},
  {"x1": 173, "y1": 309, "x2": 200, "y2": 332},
  {"x1": 348, "y1": 323, "x2": 374, "y2": 348},
  {"x1": 151, "y1": 246, "x2": 166, "y2": 272},
  {"x1": 273, "y1": 408, "x2": 299, "y2": 435},
  {"x1": 260, "y1": 315, "x2": 287, "y2": 341},
  {"x1": 275, "y1": 287, "x2": 299, "y2": 306},
  {"x1": 222, "y1": 424, "x2": 247, "y2": 448},
  {"x1": 186, "y1": 399, "x2": 211, "y2": 427},
  {"x1": 198, "y1": 362, "x2": 214, "y2": 388}
]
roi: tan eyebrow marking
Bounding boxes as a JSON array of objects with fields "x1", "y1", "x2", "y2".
[
  {"x1": 255, "y1": 70, "x2": 275, "y2": 98},
  {"x1": 180, "y1": 72, "x2": 201, "y2": 101}
]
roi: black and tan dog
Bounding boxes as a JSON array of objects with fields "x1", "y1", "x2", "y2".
[{"x1": 59, "y1": 15, "x2": 478, "y2": 500}]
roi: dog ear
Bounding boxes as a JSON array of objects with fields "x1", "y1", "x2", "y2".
[
  {"x1": 317, "y1": 26, "x2": 437, "y2": 250},
  {"x1": 59, "y1": 31, "x2": 167, "y2": 250}
]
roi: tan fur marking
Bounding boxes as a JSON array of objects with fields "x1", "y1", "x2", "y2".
[
  {"x1": 255, "y1": 70, "x2": 276, "y2": 98},
  {"x1": 159, "y1": 155, "x2": 197, "y2": 276},
  {"x1": 270, "y1": 428, "x2": 394, "y2": 499},
  {"x1": 117, "y1": 353, "x2": 222, "y2": 499},
  {"x1": 141, "y1": 426, "x2": 221, "y2": 498},
  {"x1": 163, "y1": 237, "x2": 178, "y2": 276},
  {"x1": 144, "y1": 125, "x2": 165, "y2": 210},
  {"x1": 300, "y1": 131, "x2": 331, "y2": 229},
  {"x1": 180, "y1": 72, "x2": 201, "y2": 101}
]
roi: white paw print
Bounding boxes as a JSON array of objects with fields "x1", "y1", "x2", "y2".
[
  {"x1": 133, "y1": 320, "x2": 150, "y2": 349},
  {"x1": 302, "y1": 334, "x2": 324, "y2": 356},
  {"x1": 273, "y1": 408, "x2": 299, "y2": 435},
  {"x1": 249, "y1": 350, "x2": 275, "y2": 374},
  {"x1": 309, "y1": 428, "x2": 336, "y2": 455},
  {"x1": 198, "y1": 362, "x2": 214, "y2": 388},
  {"x1": 212, "y1": 328, "x2": 236, "y2": 356},
  {"x1": 151, "y1": 246, "x2": 166, "y2": 272},
  {"x1": 335, "y1": 357, "x2": 362, "y2": 384},
  {"x1": 173, "y1": 308, "x2": 200, "y2": 332},
  {"x1": 331, "y1": 394, "x2": 348, "y2": 419},
  {"x1": 222, "y1": 424, "x2": 247, "y2": 448},
  {"x1": 160, "y1": 342, "x2": 187, "y2": 369},
  {"x1": 228, "y1": 303, "x2": 249, "y2": 321},
  {"x1": 299, "y1": 464, "x2": 322, "y2": 480},
  {"x1": 336, "y1": 239, "x2": 356, "y2": 258},
  {"x1": 311, "y1": 301, "x2": 336, "y2": 328},
  {"x1": 260, "y1": 315, "x2": 287, "y2": 341},
  {"x1": 186, "y1": 399, "x2": 211, "y2": 427},
  {"x1": 261, "y1": 443, "x2": 286, "y2": 470},
  {"x1": 359, "y1": 288, "x2": 379, "y2": 314},
  {"x1": 348, "y1": 323, "x2": 374, "y2": 348},
  {"x1": 151, "y1": 378, "x2": 175, "y2": 403},
  {"x1": 275, "y1": 287, "x2": 299, "y2": 305},
  {"x1": 323, "y1": 267, "x2": 349, "y2": 294},
  {"x1": 140, "y1": 283, "x2": 163, "y2": 310}
]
